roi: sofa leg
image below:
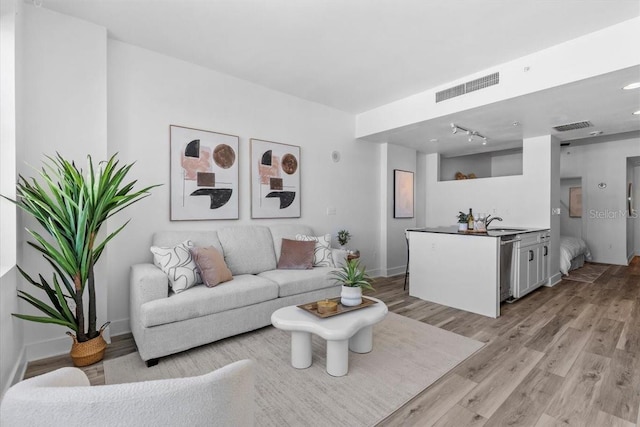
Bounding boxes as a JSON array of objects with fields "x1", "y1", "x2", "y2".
[{"x1": 145, "y1": 358, "x2": 159, "y2": 368}]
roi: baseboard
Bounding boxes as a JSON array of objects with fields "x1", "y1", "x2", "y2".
[
  {"x1": 385, "y1": 265, "x2": 406, "y2": 277},
  {"x1": 367, "y1": 268, "x2": 384, "y2": 278},
  {"x1": 544, "y1": 272, "x2": 563, "y2": 288},
  {"x1": 25, "y1": 334, "x2": 73, "y2": 362},
  {"x1": 109, "y1": 317, "x2": 130, "y2": 337},
  {"x1": 1, "y1": 347, "x2": 27, "y2": 398},
  {"x1": 628, "y1": 253, "x2": 635, "y2": 265}
]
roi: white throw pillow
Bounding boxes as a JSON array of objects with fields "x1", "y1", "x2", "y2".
[
  {"x1": 150, "y1": 240, "x2": 202, "y2": 293},
  {"x1": 295, "y1": 234, "x2": 334, "y2": 267}
]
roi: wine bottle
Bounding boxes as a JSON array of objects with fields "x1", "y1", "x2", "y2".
[{"x1": 468, "y1": 208, "x2": 474, "y2": 230}]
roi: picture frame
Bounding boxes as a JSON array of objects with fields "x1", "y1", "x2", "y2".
[
  {"x1": 250, "y1": 139, "x2": 301, "y2": 219},
  {"x1": 394, "y1": 169, "x2": 414, "y2": 218},
  {"x1": 170, "y1": 125, "x2": 239, "y2": 220},
  {"x1": 569, "y1": 186, "x2": 582, "y2": 218}
]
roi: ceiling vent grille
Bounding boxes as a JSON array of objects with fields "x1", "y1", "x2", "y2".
[
  {"x1": 552, "y1": 121, "x2": 593, "y2": 132},
  {"x1": 436, "y1": 72, "x2": 500, "y2": 103}
]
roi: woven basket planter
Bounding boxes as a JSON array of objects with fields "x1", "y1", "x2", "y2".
[{"x1": 67, "y1": 323, "x2": 109, "y2": 367}]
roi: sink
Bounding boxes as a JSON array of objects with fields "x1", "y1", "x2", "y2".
[{"x1": 488, "y1": 228, "x2": 529, "y2": 233}]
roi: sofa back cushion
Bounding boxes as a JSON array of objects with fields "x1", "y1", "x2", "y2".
[
  {"x1": 268, "y1": 224, "x2": 314, "y2": 260},
  {"x1": 153, "y1": 231, "x2": 223, "y2": 255},
  {"x1": 217, "y1": 226, "x2": 277, "y2": 275}
]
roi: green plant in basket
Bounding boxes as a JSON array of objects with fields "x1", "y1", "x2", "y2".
[
  {"x1": 1, "y1": 153, "x2": 159, "y2": 345},
  {"x1": 330, "y1": 259, "x2": 374, "y2": 292},
  {"x1": 457, "y1": 211, "x2": 469, "y2": 223}
]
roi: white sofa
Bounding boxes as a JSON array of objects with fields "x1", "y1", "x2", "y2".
[
  {"x1": 130, "y1": 224, "x2": 345, "y2": 365},
  {"x1": 0, "y1": 360, "x2": 255, "y2": 427}
]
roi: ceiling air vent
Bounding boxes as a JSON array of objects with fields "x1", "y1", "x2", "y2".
[
  {"x1": 436, "y1": 72, "x2": 500, "y2": 103},
  {"x1": 436, "y1": 84, "x2": 465, "y2": 103},
  {"x1": 552, "y1": 121, "x2": 592, "y2": 132}
]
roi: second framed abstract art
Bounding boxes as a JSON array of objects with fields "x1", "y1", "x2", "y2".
[
  {"x1": 170, "y1": 125, "x2": 239, "y2": 220},
  {"x1": 250, "y1": 139, "x2": 301, "y2": 218}
]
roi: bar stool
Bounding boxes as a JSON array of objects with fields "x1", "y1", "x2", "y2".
[{"x1": 404, "y1": 230, "x2": 410, "y2": 291}]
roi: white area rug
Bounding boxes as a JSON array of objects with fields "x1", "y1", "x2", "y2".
[{"x1": 105, "y1": 312, "x2": 483, "y2": 426}]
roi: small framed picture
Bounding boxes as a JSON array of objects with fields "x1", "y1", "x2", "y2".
[
  {"x1": 569, "y1": 187, "x2": 582, "y2": 218},
  {"x1": 394, "y1": 169, "x2": 414, "y2": 218}
]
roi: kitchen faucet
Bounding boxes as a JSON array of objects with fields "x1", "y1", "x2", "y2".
[{"x1": 485, "y1": 215, "x2": 503, "y2": 228}]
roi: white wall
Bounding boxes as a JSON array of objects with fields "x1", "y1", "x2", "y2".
[
  {"x1": 560, "y1": 132, "x2": 640, "y2": 265},
  {"x1": 425, "y1": 135, "x2": 561, "y2": 281},
  {"x1": 560, "y1": 178, "x2": 584, "y2": 238},
  {"x1": 491, "y1": 150, "x2": 523, "y2": 177},
  {"x1": 626, "y1": 160, "x2": 635, "y2": 261},
  {"x1": 635, "y1": 166, "x2": 640, "y2": 255},
  {"x1": 426, "y1": 136, "x2": 555, "y2": 228},
  {"x1": 0, "y1": 0, "x2": 24, "y2": 397},
  {"x1": 106, "y1": 40, "x2": 380, "y2": 333},
  {"x1": 440, "y1": 153, "x2": 492, "y2": 181},
  {"x1": 378, "y1": 143, "x2": 416, "y2": 276},
  {"x1": 18, "y1": 4, "x2": 107, "y2": 360},
  {"x1": 416, "y1": 152, "x2": 427, "y2": 228}
]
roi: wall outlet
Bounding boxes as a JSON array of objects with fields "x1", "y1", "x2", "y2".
[
  {"x1": 552, "y1": 207, "x2": 561, "y2": 215},
  {"x1": 326, "y1": 207, "x2": 336, "y2": 215}
]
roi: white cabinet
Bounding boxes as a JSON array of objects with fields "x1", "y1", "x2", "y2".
[{"x1": 513, "y1": 231, "x2": 550, "y2": 299}]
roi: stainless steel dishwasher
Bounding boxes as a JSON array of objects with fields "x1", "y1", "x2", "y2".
[{"x1": 499, "y1": 236, "x2": 518, "y2": 302}]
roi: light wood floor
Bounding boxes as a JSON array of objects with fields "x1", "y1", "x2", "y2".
[{"x1": 25, "y1": 258, "x2": 640, "y2": 426}]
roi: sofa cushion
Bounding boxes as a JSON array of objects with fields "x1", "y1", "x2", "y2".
[
  {"x1": 217, "y1": 226, "x2": 277, "y2": 275},
  {"x1": 268, "y1": 224, "x2": 314, "y2": 261},
  {"x1": 153, "y1": 231, "x2": 223, "y2": 255},
  {"x1": 140, "y1": 274, "x2": 279, "y2": 328},
  {"x1": 277, "y1": 239, "x2": 315, "y2": 270},
  {"x1": 150, "y1": 240, "x2": 201, "y2": 293},
  {"x1": 258, "y1": 267, "x2": 337, "y2": 298},
  {"x1": 295, "y1": 234, "x2": 335, "y2": 267},
  {"x1": 190, "y1": 246, "x2": 233, "y2": 287}
]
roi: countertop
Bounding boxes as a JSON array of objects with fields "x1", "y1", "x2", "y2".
[{"x1": 407, "y1": 226, "x2": 549, "y2": 238}]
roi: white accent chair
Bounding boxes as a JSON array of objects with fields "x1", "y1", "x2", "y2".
[{"x1": 0, "y1": 359, "x2": 254, "y2": 427}]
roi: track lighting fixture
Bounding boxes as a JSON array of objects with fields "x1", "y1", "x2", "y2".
[{"x1": 450, "y1": 123, "x2": 488, "y2": 144}]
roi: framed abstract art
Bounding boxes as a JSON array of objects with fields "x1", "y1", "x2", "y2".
[
  {"x1": 250, "y1": 139, "x2": 301, "y2": 218},
  {"x1": 170, "y1": 125, "x2": 239, "y2": 220},
  {"x1": 394, "y1": 169, "x2": 414, "y2": 218},
  {"x1": 569, "y1": 186, "x2": 582, "y2": 218}
]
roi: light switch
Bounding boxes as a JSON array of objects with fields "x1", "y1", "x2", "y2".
[{"x1": 326, "y1": 207, "x2": 336, "y2": 215}]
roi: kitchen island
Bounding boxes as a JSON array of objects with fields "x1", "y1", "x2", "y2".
[{"x1": 407, "y1": 227, "x2": 549, "y2": 318}]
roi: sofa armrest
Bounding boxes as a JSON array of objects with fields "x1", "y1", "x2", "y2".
[
  {"x1": 130, "y1": 263, "x2": 169, "y2": 309},
  {"x1": 331, "y1": 248, "x2": 349, "y2": 268}
]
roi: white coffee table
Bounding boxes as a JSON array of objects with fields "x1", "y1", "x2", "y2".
[{"x1": 271, "y1": 297, "x2": 388, "y2": 376}]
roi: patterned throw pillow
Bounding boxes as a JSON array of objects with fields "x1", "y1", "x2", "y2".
[
  {"x1": 295, "y1": 234, "x2": 335, "y2": 267},
  {"x1": 150, "y1": 240, "x2": 201, "y2": 293},
  {"x1": 277, "y1": 239, "x2": 315, "y2": 270},
  {"x1": 190, "y1": 246, "x2": 233, "y2": 287}
]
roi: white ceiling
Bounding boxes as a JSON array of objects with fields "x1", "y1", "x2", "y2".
[{"x1": 39, "y1": 0, "x2": 640, "y2": 155}]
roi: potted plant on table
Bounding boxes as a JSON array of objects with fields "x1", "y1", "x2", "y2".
[
  {"x1": 337, "y1": 229, "x2": 351, "y2": 249},
  {"x1": 457, "y1": 211, "x2": 469, "y2": 232},
  {"x1": 330, "y1": 259, "x2": 374, "y2": 306},
  {"x1": 1, "y1": 153, "x2": 158, "y2": 366}
]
